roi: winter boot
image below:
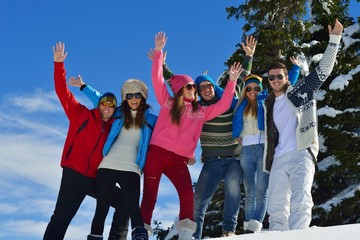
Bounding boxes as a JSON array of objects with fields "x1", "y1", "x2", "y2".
[
  {"x1": 176, "y1": 218, "x2": 196, "y2": 240},
  {"x1": 243, "y1": 221, "x2": 249, "y2": 233},
  {"x1": 87, "y1": 234, "x2": 103, "y2": 240},
  {"x1": 245, "y1": 219, "x2": 262, "y2": 233},
  {"x1": 131, "y1": 226, "x2": 149, "y2": 240},
  {"x1": 144, "y1": 223, "x2": 153, "y2": 237}
]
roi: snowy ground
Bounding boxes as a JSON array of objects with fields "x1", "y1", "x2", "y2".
[{"x1": 209, "y1": 223, "x2": 360, "y2": 240}]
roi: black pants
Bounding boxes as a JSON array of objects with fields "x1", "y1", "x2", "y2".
[
  {"x1": 90, "y1": 168, "x2": 144, "y2": 235},
  {"x1": 43, "y1": 167, "x2": 129, "y2": 240}
]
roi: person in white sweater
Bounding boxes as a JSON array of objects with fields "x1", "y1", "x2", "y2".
[{"x1": 263, "y1": 19, "x2": 343, "y2": 231}]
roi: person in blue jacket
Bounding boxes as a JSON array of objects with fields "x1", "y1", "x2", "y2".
[
  {"x1": 69, "y1": 76, "x2": 156, "y2": 240},
  {"x1": 231, "y1": 56, "x2": 300, "y2": 233}
]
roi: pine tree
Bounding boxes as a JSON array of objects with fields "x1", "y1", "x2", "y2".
[{"x1": 307, "y1": 0, "x2": 360, "y2": 226}]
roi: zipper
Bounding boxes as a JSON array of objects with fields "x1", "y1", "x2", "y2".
[{"x1": 84, "y1": 122, "x2": 106, "y2": 174}]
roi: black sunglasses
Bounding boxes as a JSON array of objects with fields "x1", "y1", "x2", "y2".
[
  {"x1": 126, "y1": 92, "x2": 142, "y2": 100},
  {"x1": 184, "y1": 84, "x2": 197, "y2": 91},
  {"x1": 268, "y1": 74, "x2": 285, "y2": 81},
  {"x1": 245, "y1": 86, "x2": 261, "y2": 92}
]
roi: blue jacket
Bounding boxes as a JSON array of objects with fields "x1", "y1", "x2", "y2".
[
  {"x1": 82, "y1": 85, "x2": 157, "y2": 171},
  {"x1": 232, "y1": 64, "x2": 301, "y2": 138}
]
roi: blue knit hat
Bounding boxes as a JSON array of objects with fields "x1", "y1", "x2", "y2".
[
  {"x1": 244, "y1": 74, "x2": 263, "y2": 90},
  {"x1": 98, "y1": 92, "x2": 117, "y2": 107},
  {"x1": 195, "y1": 75, "x2": 216, "y2": 88}
]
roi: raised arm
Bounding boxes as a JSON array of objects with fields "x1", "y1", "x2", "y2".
[
  {"x1": 52, "y1": 42, "x2": 80, "y2": 120},
  {"x1": 317, "y1": 19, "x2": 343, "y2": 78},
  {"x1": 68, "y1": 75, "x2": 102, "y2": 108},
  {"x1": 205, "y1": 62, "x2": 242, "y2": 121},
  {"x1": 151, "y1": 32, "x2": 170, "y2": 104},
  {"x1": 148, "y1": 48, "x2": 173, "y2": 82},
  {"x1": 238, "y1": 35, "x2": 257, "y2": 84},
  {"x1": 288, "y1": 56, "x2": 301, "y2": 86}
]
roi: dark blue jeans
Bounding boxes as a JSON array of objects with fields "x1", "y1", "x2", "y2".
[
  {"x1": 193, "y1": 156, "x2": 242, "y2": 239},
  {"x1": 43, "y1": 167, "x2": 129, "y2": 240}
]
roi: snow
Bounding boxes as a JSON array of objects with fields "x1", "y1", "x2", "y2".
[
  {"x1": 329, "y1": 65, "x2": 360, "y2": 91},
  {"x1": 317, "y1": 105, "x2": 341, "y2": 117},
  {"x1": 342, "y1": 23, "x2": 360, "y2": 50},
  {"x1": 317, "y1": 155, "x2": 341, "y2": 171},
  {"x1": 316, "y1": 184, "x2": 360, "y2": 212},
  {"x1": 209, "y1": 223, "x2": 360, "y2": 240}
]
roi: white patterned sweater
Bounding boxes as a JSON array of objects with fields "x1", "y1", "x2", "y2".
[{"x1": 263, "y1": 34, "x2": 342, "y2": 172}]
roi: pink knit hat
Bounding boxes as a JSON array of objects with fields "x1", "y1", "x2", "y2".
[{"x1": 170, "y1": 74, "x2": 194, "y2": 94}]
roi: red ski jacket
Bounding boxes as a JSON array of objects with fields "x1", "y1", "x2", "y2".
[{"x1": 54, "y1": 62, "x2": 114, "y2": 178}]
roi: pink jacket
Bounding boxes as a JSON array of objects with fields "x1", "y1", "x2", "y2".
[{"x1": 150, "y1": 51, "x2": 236, "y2": 158}]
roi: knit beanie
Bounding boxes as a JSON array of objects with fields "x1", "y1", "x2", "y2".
[
  {"x1": 169, "y1": 74, "x2": 194, "y2": 95},
  {"x1": 244, "y1": 74, "x2": 263, "y2": 90},
  {"x1": 98, "y1": 92, "x2": 117, "y2": 107},
  {"x1": 195, "y1": 75, "x2": 216, "y2": 88},
  {"x1": 121, "y1": 79, "x2": 148, "y2": 101}
]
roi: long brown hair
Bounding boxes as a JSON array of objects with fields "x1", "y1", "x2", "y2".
[
  {"x1": 121, "y1": 97, "x2": 150, "y2": 129},
  {"x1": 169, "y1": 88, "x2": 199, "y2": 126}
]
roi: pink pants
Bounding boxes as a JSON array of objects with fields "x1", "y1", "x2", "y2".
[{"x1": 140, "y1": 145, "x2": 194, "y2": 224}]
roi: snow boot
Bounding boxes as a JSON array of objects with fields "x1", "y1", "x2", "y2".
[
  {"x1": 176, "y1": 218, "x2": 196, "y2": 240},
  {"x1": 131, "y1": 226, "x2": 149, "y2": 240},
  {"x1": 87, "y1": 234, "x2": 103, "y2": 240},
  {"x1": 245, "y1": 219, "x2": 262, "y2": 233},
  {"x1": 144, "y1": 223, "x2": 153, "y2": 237},
  {"x1": 243, "y1": 221, "x2": 249, "y2": 233}
]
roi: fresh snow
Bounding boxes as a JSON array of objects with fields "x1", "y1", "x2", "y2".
[{"x1": 208, "y1": 223, "x2": 360, "y2": 240}]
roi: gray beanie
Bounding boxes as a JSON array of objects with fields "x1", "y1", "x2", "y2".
[{"x1": 121, "y1": 79, "x2": 148, "y2": 101}]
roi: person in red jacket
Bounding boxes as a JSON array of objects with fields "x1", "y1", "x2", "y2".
[{"x1": 43, "y1": 42, "x2": 118, "y2": 240}]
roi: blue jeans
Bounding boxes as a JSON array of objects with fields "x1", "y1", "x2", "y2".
[
  {"x1": 240, "y1": 144, "x2": 269, "y2": 222},
  {"x1": 193, "y1": 156, "x2": 242, "y2": 239}
]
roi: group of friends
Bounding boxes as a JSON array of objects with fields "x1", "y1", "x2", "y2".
[{"x1": 43, "y1": 19, "x2": 343, "y2": 240}]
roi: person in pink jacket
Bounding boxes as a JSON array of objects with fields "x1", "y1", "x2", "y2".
[{"x1": 140, "y1": 31, "x2": 243, "y2": 240}]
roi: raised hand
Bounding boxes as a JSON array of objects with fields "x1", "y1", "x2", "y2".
[
  {"x1": 154, "y1": 32, "x2": 167, "y2": 52},
  {"x1": 228, "y1": 62, "x2": 243, "y2": 82},
  {"x1": 328, "y1": 18, "x2": 343, "y2": 36},
  {"x1": 147, "y1": 48, "x2": 167, "y2": 63},
  {"x1": 68, "y1": 75, "x2": 85, "y2": 87},
  {"x1": 289, "y1": 56, "x2": 300, "y2": 66},
  {"x1": 52, "y1": 42, "x2": 68, "y2": 62},
  {"x1": 241, "y1": 35, "x2": 257, "y2": 57}
]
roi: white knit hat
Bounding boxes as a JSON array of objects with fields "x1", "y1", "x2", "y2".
[{"x1": 121, "y1": 79, "x2": 148, "y2": 101}]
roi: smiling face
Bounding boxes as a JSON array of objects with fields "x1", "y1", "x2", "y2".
[
  {"x1": 182, "y1": 83, "x2": 197, "y2": 101},
  {"x1": 245, "y1": 82, "x2": 261, "y2": 101},
  {"x1": 98, "y1": 101, "x2": 115, "y2": 122},
  {"x1": 268, "y1": 68, "x2": 289, "y2": 96},
  {"x1": 198, "y1": 80, "x2": 215, "y2": 101},
  {"x1": 126, "y1": 92, "x2": 143, "y2": 110}
]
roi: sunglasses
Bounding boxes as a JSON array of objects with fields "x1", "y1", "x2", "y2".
[
  {"x1": 245, "y1": 86, "x2": 261, "y2": 92},
  {"x1": 126, "y1": 92, "x2": 142, "y2": 100},
  {"x1": 100, "y1": 101, "x2": 116, "y2": 108},
  {"x1": 184, "y1": 84, "x2": 197, "y2": 91},
  {"x1": 199, "y1": 83, "x2": 213, "y2": 92},
  {"x1": 268, "y1": 74, "x2": 285, "y2": 81}
]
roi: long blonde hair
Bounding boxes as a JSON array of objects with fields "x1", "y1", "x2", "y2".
[{"x1": 235, "y1": 87, "x2": 258, "y2": 118}]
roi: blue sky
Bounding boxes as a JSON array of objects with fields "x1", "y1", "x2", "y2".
[{"x1": 0, "y1": 1, "x2": 359, "y2": 240}]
